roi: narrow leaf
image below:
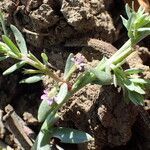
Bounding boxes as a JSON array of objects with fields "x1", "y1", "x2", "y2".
[
  {"x1": 31, "y1": 131, "x2": 52, "y2": 150},
  {"x1": 42, "y1": 113, "x2": 59, "y2": 130},
  {"x1": 95, "y1": 57, "x2": 107, "y2": 70},
  {"x1": 0, "y1": 41, "x2": 11, "y2": 52},
  {"x1": 128, "y1": 91, "x2": 144, "y2": 105},
  {"x1": 38, "y1": 100, "x2": 52, "y2": 122},
  {"x1": 56, "y1": 83, "x2": 68, "y2": 104},
  {"x1": 121, "y1": 16, "x2": 128, "y2": 28},
  {"x1": 28, "y1": 51, "x2": 42, "y2": 64},
  {"x1": 23, "y1": 69, "x2": 42, "y2": 74},
  {"x1": 124, "y1": 79, "x2": 145, "y2": 94},
  {"x1": 41, "y1": 53, "x2": 48, "y2": 64},
  {"x1": 64, "y1": 53, "x2": 75, "y2": 80},
  {"x1": 137, "y1": 28, "x2": 150, "y2": 32},
  {"x1": 125, "y1": 68, "x2": 144, "y2": 75},
  {"x1": 52, "y1": 127, "x2": 94, "y2": 144},
  {"x1": 129, "y1": 78, "x2": 150, "y2": 84},
  {"x1": 2, "y1": 35, "x2": 20, "y2": 56},
  {"x1": 3, "y1": 61, "x2": 26, "y2": 75},
  {"x1": 125, "y1": 4, "x2": 131, "y2": 18},
  {"x1": 72, "y1": 71, "x2": 95, "y2": 93},
  {"x1": 113, "y1": 74, "x2": 117, "y2": 87},
  {"x1": 19, "y1": 75, "x2": 43, "y2": 84},
  {"x1": 10, "y1": 25, "x2": 28, "y2": 55}
]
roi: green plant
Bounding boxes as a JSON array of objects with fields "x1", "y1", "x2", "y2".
[{"x1": 0, "y1": 4, "x2": 149, "y2": 150}]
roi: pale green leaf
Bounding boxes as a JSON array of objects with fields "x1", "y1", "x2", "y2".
[
  {"x1": 42, "y1": 113, "x2": 59, "y2": 130},
  {"x1": 113, "y1": 74, "x2": 117, "y2": 87},
  {"x1": 3, "y1": 61, "x2": 26, "y2": 75},
  {"x1": 129, "y1": 78, "x2": 150, "y2": 84},
  {"x1": 121, "y1": 16, "x2": 128, "y2": 29},
  {"x1": 56, "y1": 83, "x2": 68, "y2": 104},
  {"x1": 137, "y1": 28, "x2": 150, "y2": 32},
  {"x1": 125, "y1": 4, "x2": 132, "y2": 18},
  {"x1": 19, "y1": 75, "x2": 43, "y2": 84},
  {"x1": 52, "y1": 127, "x2": 94, "y2": 144},
  {"x1": 124, "y1": 79, "x2": 145, "y2": 94},
  {"x1": 38, "y1": 100, "x2": 52, "y2": 122},
  {"x1": 64, "y1": 53, "x2": 75, "y2": 80},
  {"x1": 10, "y1": 25, "x2": 28, "y2": 55},
  {"x1": 31, "y1": 131, "x2": 52, "y2": 150}
]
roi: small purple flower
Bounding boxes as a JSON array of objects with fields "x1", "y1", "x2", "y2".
[
  {"x1": 71, "y1": 53, "x2": 86, "y2": 70},
  {"x1": 41, "y1": 90, "x2": 54, "y2": 105}
]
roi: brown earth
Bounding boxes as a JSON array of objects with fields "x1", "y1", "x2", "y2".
[{"x1": 0, "y1": 0, "x2": 150, "y2": 150}]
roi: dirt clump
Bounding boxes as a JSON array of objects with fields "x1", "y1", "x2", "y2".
[{"x1": 0, "y1": 0, "x2": 116, "y2": 48}]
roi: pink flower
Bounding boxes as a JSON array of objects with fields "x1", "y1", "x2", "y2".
[
  {"x1": 71, "y1": 53, "x2": 85, "y2": 70},
  {"x1": 41, "y1": 90, "x2": 54, "y2": 105}
]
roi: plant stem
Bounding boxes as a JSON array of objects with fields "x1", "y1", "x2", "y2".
[{"x1": 21, "y1": 55, "x2": 64, "y2": 83}]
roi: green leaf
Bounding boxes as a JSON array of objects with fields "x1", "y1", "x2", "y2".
[
  {"x1": 19, "y1": 75, "x2": 43, "y2": 84},
  {"x1": 127, "y1": 13, "x2": 135, "y2": 37},
  {"x1": 0, "y1": 41, "x2": 11, "y2": 52},
  {"x1": 137, "y1": 6, "x2": 145, "y2": 15},
  {"x1": 64, "y1": 53, "x2": 75, "y2": 80},
  {"x1": 3, "y1": 61, "x2": 26, "y2": 75},
  {"x1": 31, "y1": 131, "x2": 52, "y2": 150},
  {"x1": 2, "y1": 35, "x2": 20, "y2": 56},
  {"x1": 42, "y1": 113, "x2": 59, "y2": 130},
  {"x1": 38, "y1": 87, "x2": 58, "y2": 122},
  {"x1": 23, "y1": 69, "x2": 42, "y2": 74},
  {"x1": 129, "y1": 78, "x2": 150, "y2": 84},
  {"x1": 10, "y1": 25, "x2": 28, "y2": 55},
  {"x1": 128, "y1": 90, "x2": 144, "y2": 105},
  {"x1": 90, "y1": 69, "x2": 112, "y2": 85},
  {"x1": 56, "y1": 83, "x2": 68, "y2": 104},
  {"x1": 95, "y1": 57, "x2": 107, "y2": 70},
  {"x1": 125, "y1": 4, "x2": 132, "y2": 18},
  {"x1": 124, "y1": 79, "x2": 145, "y2": 94},
  {"x1": 38, "y1": 100, "x2": 52, "y2": 122},
  {"x1": 41, "y1": 53, "x2": 48, "y2": 64},
  {"x1": 125, "y1": 68, "x2": 144, "y2": 75},
  {"x1": 72, "y1": 71, "x2": 95, "y2": 93},
  {"x1": 0, "y1": 56, "x2": 8, "y2": 61},
  {"x1": 32, "y1": 114, "x2": 59, "y2": 150},
  {"x1": 121, "y1": 16, "x2": 128, "y2": 28},
  {"x1": 52, "y1": 127, "x2": 94, "y2": 144}
]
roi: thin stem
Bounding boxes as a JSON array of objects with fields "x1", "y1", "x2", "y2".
[{"x1": 21, "y1": 55, "x2": 64, "y2": 83}]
